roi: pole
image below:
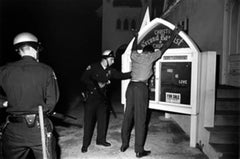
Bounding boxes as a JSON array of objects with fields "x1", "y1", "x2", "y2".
[{"x1": 39, "y1": 105, "x2": 47, "y2": 159}]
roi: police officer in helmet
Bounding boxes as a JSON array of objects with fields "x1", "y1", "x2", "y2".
[
  {"x1": 0, "y1": 32, "x2": 60, "y2": 159},
  {"x1": 81, "y1": 49, "x2": 131, "y2": 153}
]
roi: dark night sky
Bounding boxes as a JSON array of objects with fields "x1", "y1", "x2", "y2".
[{"x1": 0, "y1": 0, "x2": 103, "y2": 111}]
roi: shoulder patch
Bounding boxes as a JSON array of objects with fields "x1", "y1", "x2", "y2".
[
  {"x1": 52, "y1": 71, "x2": 57, "y2": 80},
  {"x1": 86, "y1": 65, "x2": 91, "y2": 70}
]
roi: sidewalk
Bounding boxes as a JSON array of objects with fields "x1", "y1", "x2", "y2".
[{"x1": 56, "y1": 98, "x2": 208, "y2": 159}]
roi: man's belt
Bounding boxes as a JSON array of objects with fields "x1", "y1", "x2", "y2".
[
  {"x1": 131, "y1": 80, "x2": 148, "y2": 85},
  {"x1": 8, "y1": 114, "x2": 39, "y2": 128},
  {"x1": 8, "y1": 113, "x2": 37, "y2": 120},
  {"x1": 8, "y1": 116, "x2": 25, "y2": 123}
]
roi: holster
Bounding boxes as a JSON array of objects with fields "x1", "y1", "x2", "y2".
[
  {"x1": 81, "y1": 91, "x2": 89, "y2": 102},
  {"x1": 24, "y1": 114, "x2": 37, "y2": 128}
]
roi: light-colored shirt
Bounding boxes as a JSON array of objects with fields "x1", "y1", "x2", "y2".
[{"x1": 131, "y1": 50, "x2": 162, "y2": 81}]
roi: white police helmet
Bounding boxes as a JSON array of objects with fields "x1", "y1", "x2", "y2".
[
  {"x1": 13, "y1": 32, "x2": 42, "y2": 52},
  {"x1": 102, "y1": 50, "x2": 115, "y2": 58}
]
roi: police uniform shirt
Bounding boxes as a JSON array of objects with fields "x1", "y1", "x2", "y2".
[
  {"x1": 81, "y1": 62, "x2": 131, "y2": 91},
  {"x1": 0, "y1": 56, "x2": 60, "y2": 114}
]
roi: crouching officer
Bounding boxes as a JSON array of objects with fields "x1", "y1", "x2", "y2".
[{"x1": 0, "y1": 32, "x2": 60, "y2": 159}]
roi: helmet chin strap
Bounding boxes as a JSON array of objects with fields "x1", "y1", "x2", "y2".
[
  {"x1": 105, "y1": 58, "x2": 110, "y2": 68},
  {"x1": 36, "y1": 52, "x2": 39, "y2": 62}
]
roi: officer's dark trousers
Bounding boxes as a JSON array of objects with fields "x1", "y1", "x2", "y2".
[
  {"x1": 2, "y1": 117, "x2": 56, "y2": 159},
  {"x1": 83, "y1": 92, "x2": 108, "y2": 148},
  {"x1": 121, "y1": 81, "x2": 149, "y2": 153}
]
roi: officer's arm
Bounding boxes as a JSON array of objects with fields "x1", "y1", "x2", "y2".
[
  {"x1": 0, "y1": 98, "x2": 8, "y2": 108},
  {"x1": 45, "y1": 70, "x2": 60, "y2": 113},
  {"x1": 0, "y1": 68, "x2": 7, "y2": 108},
  {"x1": 0, "y1": 94, "x2": 8, "y2": 108},
  {"x1": 81, "y1": 66, "x2": 93, "y2": 85},
  {"x1": 110, "y1": 68, "x2": 131, "y2": 80}
]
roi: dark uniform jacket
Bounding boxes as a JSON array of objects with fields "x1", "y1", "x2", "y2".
[
  {"x1": 0, "y1": 56, "x2": 59, "y2": 114},
  {"x1": 81, "y1": 62, "x2": 131, "y2": 93}
]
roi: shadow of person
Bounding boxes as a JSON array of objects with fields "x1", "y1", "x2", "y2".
[{"x1": 53, "y1": 129, "x2": 61, "y2": 159}]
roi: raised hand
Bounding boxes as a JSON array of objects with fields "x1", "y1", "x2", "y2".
[{"x1": 174, "y1": 25, "x2": 183, "y2": 34}]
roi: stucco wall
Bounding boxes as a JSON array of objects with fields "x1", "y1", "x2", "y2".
[
  {"x1": 102, "y1": 1, "x2": 143, "y2": 52},
  {"x1": 163, "y1": 0, "x2": 224, "y2": 54}
]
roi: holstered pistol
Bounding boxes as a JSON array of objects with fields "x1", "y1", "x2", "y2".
[{"x1": 24, "y1": 114, "x2": 36, "y2": 128}]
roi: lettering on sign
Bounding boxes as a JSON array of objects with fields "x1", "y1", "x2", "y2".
[
  {"x1": 138, "y1": 24, "x2": 188, "y2": 49},
  {"x1": 179, "y1": 80, "x2": 188, "y2": 85},
  {"x1": 166, "y1": 92, "x2": 181, "y2": 104},
  {"x1": 173, "y1": 38, "x2": 184, "y2": 46},
  {"x1": 163, "y1": 55, "x2": 188, "y2": 60}
]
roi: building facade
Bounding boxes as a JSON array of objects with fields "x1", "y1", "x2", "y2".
[
  {"x1": 102, "y1": 0, "x2": 240, "y2": 87},
  {"x1": 162, "y1": 0, "x2": 240, "y2": 87},
  {"x1": 102, "y1": 0, "x2": 151, "y2": 55}
]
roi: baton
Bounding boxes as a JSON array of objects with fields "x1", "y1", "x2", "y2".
[{"x1": 38, "y1": 105, "x2": 47, "y2": 159}]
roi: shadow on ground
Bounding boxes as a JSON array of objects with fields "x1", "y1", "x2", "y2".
[
  {"x1": 54, "y1": 97, "x2": 208, "y2": 159},
  {"x1": 0, "y1": 91, "x2": 208, "y2": 159}
]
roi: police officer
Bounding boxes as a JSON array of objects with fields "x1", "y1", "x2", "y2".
[
  {"x1": 81, "y1": 50, "x2": 131, "y2": 153},
  {"x1": 0, "y1": 32, "x2": 60, "y2": 159}
]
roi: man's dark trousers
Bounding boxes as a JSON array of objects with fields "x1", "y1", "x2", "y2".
[
  {"x1": 83, "y1": 92, "x2": 108, "y2": 147},
  {"x1": 121, "y1": 81, "x2": 149, "y2": 153}
]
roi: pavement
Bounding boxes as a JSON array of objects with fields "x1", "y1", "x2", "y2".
[
  {"x1": 0, "y1": 87, "x2": 208, "y2": 159},
  {"x1": 54, "y1": 91, "x2": 209, "y2": 159}
]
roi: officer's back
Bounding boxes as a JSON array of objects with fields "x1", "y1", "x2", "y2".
[
  {"x1": 0, "y1": 32, "x2": 59, "y2": 159},
  {"x1": 1, "y1": 56, "x2": 55, "y2": 113}
]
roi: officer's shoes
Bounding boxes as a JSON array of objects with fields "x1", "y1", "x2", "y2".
[
  {"x1": 96, "y1": 141, "x2": 111, "y2": 147},
  {"x1": 81, "y1": 146, "x2": 88, "y2": 153},
  {"x1": 136, "y1": 150, "x2": 151, "y2": 158}
]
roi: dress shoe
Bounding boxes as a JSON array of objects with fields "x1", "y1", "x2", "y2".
[
  {"x1": 136, "y1": 150, "x2": 151, "y2": 158},
  {"x1": 96, "y1": 141, "x2": 111, "y2": 147},
  {"x1": 120, "y1": 145, "x2": 129, "y2": 152},
  {"x1": 81, "y1": 146, "x2": 88, "y2": 153}
]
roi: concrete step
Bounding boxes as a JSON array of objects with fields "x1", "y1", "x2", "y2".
[
  {"x1": 216, "y1": 98, "x2": 240, "y2": 111},
  {"x1": 209, "y1": 86, "x2": 240, "y2": 159},
  {"x1": 217, "y1": 85, "x2": 240, "y2": 99},
  {"x1": 219, "y1": 153, "x2": 239, "y2": 159},
  {"x1": 207, "y1": 126, "x2": 239, "y2": 144},
  {"x1": 210, "y1": 144, "x2": 239, "y2": 159},
  {"x1": 207, "y1": 126, "x2": 240, "y2": 158},
  {"x1": 206, "y1": 125, "x2": 239, "y2": 133},
  {"x1": 214, "y1": 110, "x2": 240, "y2": 126},
  {"x1": 209, "y1": 130, "x2": 239, "y2": 144}
]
